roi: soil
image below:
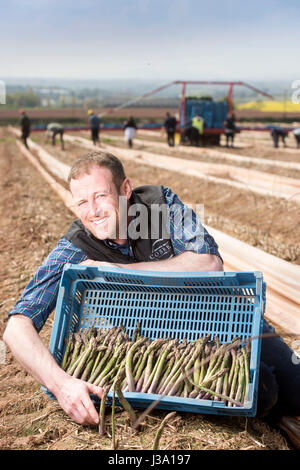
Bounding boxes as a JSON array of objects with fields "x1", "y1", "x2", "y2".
[
  {"x1": 32, "y1": 133, "x2": 300, "y2": 264},
  {"x1": 99, "y1": 130, "x2": 300, "y2": 179},
  {"x1": 0, "y1": 127, "x2": 296, "y2": 450}
]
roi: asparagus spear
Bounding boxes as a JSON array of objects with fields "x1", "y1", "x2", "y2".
[
  {"x1": 114, "y1": 372, "x2": 138, "y2": 429},
  {"x1": 111, "y1": 389, "x2": 117, "y2": 450},
  {"x1": 228, "y1": 353, "x2": 240, "y2": 407},
  {"x1": 126, "y1": 337, "x2": 148, "y2": 392},
  {"x1": 148, "y1": 340, "x2": 176, "y2": 394},
  {"x1": 152, "y1": 412, "x2": 177, "y2": 450},
  {"x1": 72, "y1": 338, "x2": 96, "y2": 379},
  {"x1": 234, "y1": 354, "x2": 245, "y2": 406},
  {"x1": 61, "y1": 334, "x2": 74, "y2": 371},
  {"x1": 98, "y1": 385, "x2": 110, "y2": 437},
  {"x1": 242, "y1": 346, "x2": 250, "y2": 402},
  {"x1": 88, "y1": 346, "x2": 113, "y2": 384},
  {"x1": 214, "y1": 350, "x2": 230, "y2": 401}
]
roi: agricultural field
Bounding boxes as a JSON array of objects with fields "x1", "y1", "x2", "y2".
[
  {"x1": 0, "y1": 124, "x2": 299, "y2": 451},
  {"x1": 63, "y1": 128, "x2": 300, "y2": 264},
  {"x1": 236, "y1": 100, "x2": 300, "y2": 114}
]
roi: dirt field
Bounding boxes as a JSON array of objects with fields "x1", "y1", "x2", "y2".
[
  {"x1": 98, "y1": 130, "x2": 300, "y2": 180},
  {"x1": 0, "y1": 127, "x2": 295, "y2": 450},
  {"x1": 32, "y1": 132, "x2": 300, "y2": 264}
]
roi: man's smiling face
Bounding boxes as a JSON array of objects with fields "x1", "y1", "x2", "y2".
[{"x1": 70, "y1": 164, "x2": 131, "y2": 244}]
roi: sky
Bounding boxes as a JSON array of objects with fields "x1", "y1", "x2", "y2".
[{"x1": 1, "y1": 0, "x2": 300, "y2": 83}]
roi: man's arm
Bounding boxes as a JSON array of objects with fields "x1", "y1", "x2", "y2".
[
  {"x1": 127, "y1": 251, "x2": 223, "y2": 272},
  {"x1": 82, "y1": 251, "x2": 223, "y2": 272},
  {"x1": 3, "y1": 315, "x2": 102, "y2": 425},
  {"x1": 3, "y1": 237, "x2": 103, "y2": 425}
]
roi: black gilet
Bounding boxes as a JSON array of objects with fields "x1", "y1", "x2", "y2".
[{"x1": 63, "y1": 185, "x2": 174, "y2": 264}]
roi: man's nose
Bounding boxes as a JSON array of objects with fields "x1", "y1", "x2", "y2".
[{"x1": 88, "y1": 199, "x2": 102, "y2": 217}]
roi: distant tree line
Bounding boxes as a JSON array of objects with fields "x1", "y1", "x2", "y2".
[{"x1": 5, "y1": 88, "x2": 41, "y2": 108}]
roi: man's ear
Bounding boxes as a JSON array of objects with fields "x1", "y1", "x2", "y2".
[{"x1": 120, "y1": 178, "x2": 132, "y2": 200}]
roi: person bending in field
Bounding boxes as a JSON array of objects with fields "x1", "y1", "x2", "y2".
[
  {"x1": 3, "y1": 151, "x2": 300, "y2": 449},
  {"x1": 293, "y1": 128, "x2": 300, "y2": 148},
  {"x1": 270, "y1": 127, "x2": 288, "y2": 148},
  {"x1": 46, "y1": 122, "x2": 65, "y2": 150}
]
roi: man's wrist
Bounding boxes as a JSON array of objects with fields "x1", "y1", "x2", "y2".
[{"x1": 46, "y1": 366, "x2": 71, "y2": 397}]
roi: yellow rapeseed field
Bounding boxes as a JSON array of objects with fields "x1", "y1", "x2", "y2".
[{"x1": 236, "y1": 100, "x2": 300, "y2": 113}]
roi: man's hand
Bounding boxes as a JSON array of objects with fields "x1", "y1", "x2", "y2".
[
  {"x1": 54, "y1": 375, "x2": 103, "y2": 425},
  {"x1": 3, "y1": 315, "x2": 103, "y2": 426}
]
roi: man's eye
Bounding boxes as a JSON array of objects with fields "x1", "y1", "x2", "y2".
[
  {"x1": 77, "y1": 200, "x2": 87, "y2": 207},
  {"x1": 96, "y1": 194, "x2": 105, "y2": 199}
]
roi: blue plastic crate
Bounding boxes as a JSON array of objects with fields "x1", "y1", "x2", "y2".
[{"x1": 45, "y1": 266, "x2": 265, "y2": 417}]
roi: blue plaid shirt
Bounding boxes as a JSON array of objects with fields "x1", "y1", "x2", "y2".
[{"x1": 8, "y1": 187, "x2": 222, "y2": 332}]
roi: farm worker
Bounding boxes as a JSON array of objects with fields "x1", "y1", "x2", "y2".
[
  {"x1": 223, "y1": 113, "x2": 237, "y2": 148},
  {"x1": 191, "y1": 114, "x2": 204, "y2": 146},
  {"x1": 3, "y1": 151, "x2": 300, "y2": 449},
  {"x1": 163, "y1": 112, "x2": 177, "y2": 147},
  {"x1": 19, "y1": 109, "x2": 31, "y2": 148},
  {"x1": 292, "y1": 128, "x2": 300, "y2": 148},
  {"x1": 46, "y1": 122, "x2": 64, "y2": 150},
  {"x1": 3, "y1": 150, "x2": 222, "y2": 426},
  {"x1": 123, "y1": 116, "x2": 137, "y2": 148},
  {"x1": 88, "y1": 110, "x2": 101, "y2": 146},
  {"x1": 270, "y1": 127, "x2": 288, "y2": 148}
]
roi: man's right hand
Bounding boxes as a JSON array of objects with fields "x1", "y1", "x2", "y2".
[
  {"x1": 53, "y1": 375, "x2": 103, "y2": 425},
  {"x1": 3, "y1": 315, "x2": 103, "y2": 427}
]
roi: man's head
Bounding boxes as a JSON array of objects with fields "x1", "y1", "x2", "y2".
[{"x1": 69, "y1": 151, "x2": 132, "y2": 243}]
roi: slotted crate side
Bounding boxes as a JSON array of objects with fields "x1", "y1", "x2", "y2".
[
  {"x1": 47, "y1": 267, "x2": 264, "y2": 416},
  {"x1": 49, "y1": 266, "x2": 263, "y2": 355},
  {"x1": 77, "y1": 288, "x2": 259, "y2": 343}
]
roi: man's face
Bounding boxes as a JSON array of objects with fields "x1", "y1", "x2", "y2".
[{"x1": 70, "y1": 165, "x2": 132, "y2": 244}]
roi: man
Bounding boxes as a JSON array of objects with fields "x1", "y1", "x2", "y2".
[
  {"x1": 88, "y1": 110, "x2": 101, "y2": 146},
  {"x1": 163, "y1": 112, "x2": 177, "y2": 147},
  {"x1": 19, "y1": 109, "x2": 31, "y2": 148},
  {"x1": 293, "y1": 128, "x2": 300, "y2": 148},
  {"x1": 46, "y1": 122, "x2": 64, "y2": 150},
  {"x1": 271, "y1": 127, "x2": 288, "y2": 148},
  {"x1": 3, "y1": 152, "x2": 300, "y2": 448},
  {"x1": 223, "y1": 113, "x2": 237, "y2": 148},
  {"x1": 3, "y1": 150, "x2": 222, "y2": 424},
  {"x1": 191, "y1": 114, "x2": 205, "y2": 146},
  {"x1": 123, "y1": 116, "x2": 137, "y2": 148}
]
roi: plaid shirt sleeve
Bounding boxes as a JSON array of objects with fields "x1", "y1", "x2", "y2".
[
  {"x1": 163, "y1": 186, "x2": 223, "y2": 261},
  {"x1": 8, "y1": 238, "x2": 88, "y2": 332}
]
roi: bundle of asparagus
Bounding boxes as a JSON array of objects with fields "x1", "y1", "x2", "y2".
[{"x1": 61, "y1": 324, "x2": 251, "y2": 406}]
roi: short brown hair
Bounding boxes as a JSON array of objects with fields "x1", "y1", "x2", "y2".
[{"x1": 68, "y1": 151, "x2": 126, "y2": 190}]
